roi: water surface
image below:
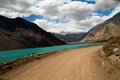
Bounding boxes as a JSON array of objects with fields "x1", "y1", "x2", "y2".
[{"x1": 0, "y1": 42, "x2": 104, "y2": 62}]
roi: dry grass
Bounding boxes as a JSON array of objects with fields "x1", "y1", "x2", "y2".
[{"x1": 103, "y1": 36, "x2": 120, "y2": 57}]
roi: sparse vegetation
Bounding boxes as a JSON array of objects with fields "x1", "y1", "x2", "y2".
[{"x1": 103, "y1": 36, "x2": 120, "y2": 57}]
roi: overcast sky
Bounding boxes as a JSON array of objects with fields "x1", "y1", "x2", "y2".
[{"x1": 0, "y1": 0, "x2": 120, "y2": 34}]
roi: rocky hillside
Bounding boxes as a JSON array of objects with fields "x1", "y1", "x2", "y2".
[
  {"x1": 102, "y1": 36, "x2": 120, "y2": 67},
  {"x1": 0, "y1": 15, "x2": 66, "y2": 51},
  {"x1": 81, "y1": 12, "x2": 120, "y2": 42},
  {"x1": 53, "y1": 33, "x2": 86, "y2": 43},
  {"x1": 103, "y1": 36, "x2": 120, "y2": 57}
]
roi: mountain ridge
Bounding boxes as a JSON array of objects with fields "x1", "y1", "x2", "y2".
[
  {"x1": 53, "y1": 32, "x2": 86, "y2": 43},
  {"x1": 0, "y1": 15, "x2": 66, "y2": 51},
  {"x1": 81, "y1": 12, "x2": 120, "y2": 42}
]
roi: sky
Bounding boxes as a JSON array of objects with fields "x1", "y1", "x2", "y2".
[{"x1": 0, "y1": 0, "x2": 120, "y2": 34}]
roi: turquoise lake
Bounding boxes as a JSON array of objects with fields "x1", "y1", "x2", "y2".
[{"x1": 0, "y1": 42, "x2": 105, "y2": 62}]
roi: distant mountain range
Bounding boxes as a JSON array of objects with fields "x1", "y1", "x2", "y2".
[
  {"x1": 53, "y1": 33, "x2": 86, "y2": 43},
  {"x1": 0, "y1": 15, "x2": 66, "y2": 51},
  {"x1": 54, "y1": 12, "x2": 120, "y2": 43},
  {"x1": 81, "y1": 12, "x2": 120, "y2": 42}
]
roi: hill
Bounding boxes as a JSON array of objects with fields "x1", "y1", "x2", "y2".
[
  {"x1": 81, "y1": 12, "x2": 120, "y2": 42},
  {"x1": 0, "y1": 15, "x2": 66, "y2": 51}
]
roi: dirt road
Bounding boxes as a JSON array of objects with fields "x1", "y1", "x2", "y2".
[{"x1": 0, "y1": 46, "x2": 120, "y2": 80}]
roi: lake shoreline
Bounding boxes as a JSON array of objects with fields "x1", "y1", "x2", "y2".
[
  {"x1": 1, "y1": 45, "x2": 120, "y2": 80},
  {"x1": 0, "y1": 44, "x2": 103, "y2": 76},
  {"x1": 0, "y1": 42, "x2": 105, "y2": 62},
  {"x1": 0, "y1": 50, "x2": 62, "y2": 75}
]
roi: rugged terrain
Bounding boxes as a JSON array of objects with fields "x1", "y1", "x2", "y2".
[
  {"x1": 81, "y1": 12, "x2": 120, "y2": 42},
  {"x1": 102, "y1": 36, "x2": 120, "y2": 67},
  {"x1": 53, "y1": 32, "x2": 86, "y2": 43},
  {"x1": 0, "y1": 15, "x2": 66, "y2": 51},
  {"x1": 0, "y1": 45, "x2": 120, "y2": 80}
]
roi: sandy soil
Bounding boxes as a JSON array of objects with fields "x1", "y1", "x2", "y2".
[{"x1": 0, "y1": 45, "x2": 120, "y2": 80}]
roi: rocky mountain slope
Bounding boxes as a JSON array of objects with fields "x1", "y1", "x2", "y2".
[
  {"x1": 102, "y1": 36, "x2": 120, "y2": 68},
  {"x1": 0, "y1": 15, "x2": 66, "y2": 51},
  {"x1": 81, "y1": 12, "x2": 120, "y2": 42},
  {"x1": 53, "y1": 33, "x2": 86, "y2": 43},
  {"x1": 103, "y1": 36, "x2": 120, "y2": 57}
]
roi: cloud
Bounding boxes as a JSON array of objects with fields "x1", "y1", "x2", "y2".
[
  {"x1": 34, "y1": 19, "x2": 86, "y2": 34},
  {"x1": 36, "y1": 1, "x2": 63, "y2": 19},
  {"x1": 0, "y1": 0, "x2": 44, "y2": 18},
  {"x1": 114, "y1": 0, "x2": 120, "y2": 2},
  {"x1": 33, "y1": 4, "x2": 120, "y2": 34},
  {"x1": 33, "y1": 13, "x2": 106, "y2": 34},
  {"x1": 60, "y1": 1, "x2": 94, "y2": 21},
  {"x1": 79, "y1": 14, "x2": 106, "y2": 28},
  {"x1": 35, "y1": 0, "x2": 71, "y2": 19},
  {"x1": 86, "y1": 0, "x2": 95, "y2": 1},
  {"x1": 105, "y1": 5, "x2": 120, "y2": 19},
  {"x1": 0, "y1": 0, "x2": 120, "y2": 34},
  {"x1": 94, "y1": 0, "x2": 119, "y2": 10}
]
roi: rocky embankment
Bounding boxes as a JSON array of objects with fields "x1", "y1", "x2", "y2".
[{"x1": 101, "y1": 37, "x2": 120, "y2": 68}]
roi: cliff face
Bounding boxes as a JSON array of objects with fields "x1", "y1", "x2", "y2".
[
  {"x1": 0, "y1": 15, "x2": 66, "y2": 51},
  {"x1": 81, "y1": 12, "x2": 120, "y2": 42}
]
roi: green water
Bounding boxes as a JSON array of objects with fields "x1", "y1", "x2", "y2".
[{"x1": 0, "y1": 42, "x2": 104, "y2": 62}]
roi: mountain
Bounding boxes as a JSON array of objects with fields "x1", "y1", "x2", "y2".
[
  {"x1": 0, "y1": 15, "x2": 66, "y2": 51},
  {"x1": 81, "y1": 12, "x2": 120, "y2": 42},
  {"x1": 53, "y1": 32, "x2": 86, "y2": 43}
]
